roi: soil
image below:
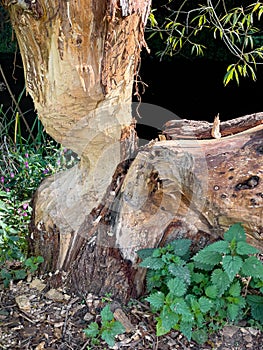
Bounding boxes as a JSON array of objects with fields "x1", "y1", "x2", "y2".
[{"x1": 0, "y1": 275, "x2": 262, "y2": 350}]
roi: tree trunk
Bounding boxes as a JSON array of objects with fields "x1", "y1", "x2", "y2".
[
  {"x1": 2, "y1": 0, "x2": 149, "y2": 269},
  {"x1": 3, "y1": 0, "x2": 263, "y2": 302}
]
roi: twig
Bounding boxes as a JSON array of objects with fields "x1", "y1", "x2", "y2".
[{"x1": 80, "y1": 340, "x2": 90, "y2": 350}]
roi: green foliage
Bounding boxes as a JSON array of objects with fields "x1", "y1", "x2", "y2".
[
  {"x1": 148, "y1": 1, "x2": 263, "y2": 85},
  {"x1": 0, "y1": 92, "x2": 79, "y2": 287},
  {"x1": 83, "y1": 304, "x2": 125, "y2": 347},
  {"x1": 137, "y1": 223, "x2": 263, "y2": 344}
]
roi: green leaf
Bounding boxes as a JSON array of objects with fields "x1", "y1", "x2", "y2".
[
  {"x1": 171, "y1": 298, "x2": 192, "y2": 317},
  {"x1": 146, "y1": 291, "x2": 165, "y2": 311},
  {"x1": 167, "y1": 277, "x2": 187, "y2": 297},
  {"x1": 229, "y1": 281, "x2": 241, "y2": 297},
  {"x1": 191, "y1": 272, "x2": 206, "y2": 284},
  {"x1": 169, "y1": 239, "x2": 192, "y2": 256},
  {"x1": 192, "y1": 329, "x2": 208, "y2": 345},
  {"x1": 198, "y1": 297, "x2": 213, "y2": 313},
  {"x1": 156, "y1": 317, "x2": 170, "y2": 336},
  {"x1": 100, "y1": 305, "x2": 114, "y2": 322},
  {"x1": 227, "y1": 303, "x2": 241, "y2": 321},
  {"x1": 137, "y1": 248, "x2": 155, "y2": 259},
  {"x1": 236, "y1": 241, "x2": 259, "y2": 255},
  {"x1": 110, "y1": 321, "x2": 125, "y2": 337},
  {"x1": 168, "y1": 264, "x2": 191, "y2": 284},
  {"x1": 203, "y1": 240, "x2": 230, "y2": 254},
  {"x1": 224, "y1": 223, "x2": 246, "y2": 243},
  {"x1": 247, "y1": 295, "x2": 263, "y2": 323},
  {"x1": 241, "y1": 256, "x2": 263, "y2": 279},
  {"x1": 180, "y1": 321, "x2": 192, "y2": 340},
  {"x1": 192, "y1": 250, "x2": 222, "y2": 269},
  {"x1": 222, "y1": 255, "x2": 243, "y2": 281},
  {"x1": 14, "y1": 269, "x2": 27, "y2": 280},
  {"x1": 83, "y1": 322, "x2": 99, "y2": 338},
  {"x1": 101, "y1": 329, "x2": 115, "y2": 347},
  {"x1": 139, "y1": 256, "x2": 165, "y2": 270},
  {"x1": 211, "y1": 269, "x2": 231, "y2": 296},
  {"x1": 160, "y1": 305, "x2": 179, "y2": 331}
]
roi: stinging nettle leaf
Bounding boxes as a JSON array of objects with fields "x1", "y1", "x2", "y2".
[
  {"x1": 100, "y1": 305, "x2": 114, "y2": 322},
  {"x1": 136, "y1": 248, "x2": 155, "y2": 260},
  {"x1": 241, "y1": 256, "x2": 263, "y2": 279},
  {"x1": 203, "y1": 240, "x2": 229, "y2": 253},
  {"x1": 236, "y1": 241, "x2": 259, "y2": 255},
  {"x1": 146, "y1": 291, "x2": 165, "y2": 310},
  {"x1": 222, "y1": 255, "x2": 243, "y2": 281},
  {"x1": 211, "y1": 269, "x2": 231, "y2": 296},
  {"x1": 168, "y1": 239, "x2": 192, "y2": 256},
  {"x1": 224, "y1": 223, "x2": 246, "y2": 242},
  {"x1": 168, "y1": 264, "x2": 191, "y2": 284},
  {"x1": 192, "y1": 250, "x2": 222, "y2": 268},
  {"x1": 139, "y1": 256, "x2": 165, "y2": 270},
  {"x1": 229, "y1": 281, "x2": 241, "y2": 297},
  {"x1": 199, "y1": 296, "x2": 213, "y2": 313},
  {"x1": 167, "y1": 277, "x2": 187, "y2": 297}
]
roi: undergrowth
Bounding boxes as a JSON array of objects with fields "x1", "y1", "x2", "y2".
[
  {"x1": 137, "y1": 223, "x2": 263, "y2": 344},
  {"x1": 0, "y1": 88, "x2": 79, "y2": 286}
]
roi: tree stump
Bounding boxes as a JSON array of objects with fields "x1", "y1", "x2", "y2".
[{"x1": 31, "y1": 114, "x2": 263, "y2": 301}]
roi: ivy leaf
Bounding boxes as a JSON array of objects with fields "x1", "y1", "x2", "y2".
[
  {"x1": 83, "y1": 322, "x2": 99, "y2": 338},
  {"x1": 222, "y1": 255, "x2": 243, "y2": 281},
  {"x1": 169, "y1": 239, "x2": 192, "y2": 256},
  {"x1": 236, "y1": 241, "x2": 259, "y2": 255},
  {"x1": 224, "y1": 223, "x2": 246, "y2": 243},
  {"x1": 146, "y1": 291, "x2": 165, "y2": 311},
  {"x1": 139, "y1": 257, "x2": 165, "y2": 270},
  {"x1": 211, "y1": 269, "x2": 231, "y2": 296},
  {"x1": 167, "y1": 277, "x2": 187, "y2": 297},
  {"x1": 241, "y1": 256, "x2": 263, "y2": 279},
  {"x1": 192, "y1": 250, "x2": 222, "y2": 269},
  {"x1": 199, "y1": 296, "x2": 213, "y2": 313},
  {"x1": 100, "y1": 305, "x2": 114, "y2": 322}
]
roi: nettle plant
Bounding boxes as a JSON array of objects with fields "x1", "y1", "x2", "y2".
[
  {"x1": 137, "y1": 223, "x2": 263, "y2": 345},
  {"x1": 83, "y1": 304, "x2": 125, "y2": 347}
]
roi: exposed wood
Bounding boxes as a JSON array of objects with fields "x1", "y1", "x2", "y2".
[
  {"x1": 62, "y1": 121, "x2": 263, "y2": 301},
  {"x1": 163, "y1": 112, "x2": 263, "y2": 139}
]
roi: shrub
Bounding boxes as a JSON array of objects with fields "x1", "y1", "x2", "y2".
[{"x1": 137, "y1": 223, "x2": 263, "y2": 344}]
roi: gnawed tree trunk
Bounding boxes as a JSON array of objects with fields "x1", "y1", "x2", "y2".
[
  {"x1": 3, "y1": 1, "x2": 263, "y2": 302},
  {"x1": 31, "y1": 114, "x2": 263, "y2": 301},
  {"x1": 2, "y1": 0, "x2": 149, "y2": 267}
]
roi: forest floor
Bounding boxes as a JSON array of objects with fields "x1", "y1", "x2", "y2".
[{"x1": 0, "y1": 275, "x2": 262, "y2": 350}]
